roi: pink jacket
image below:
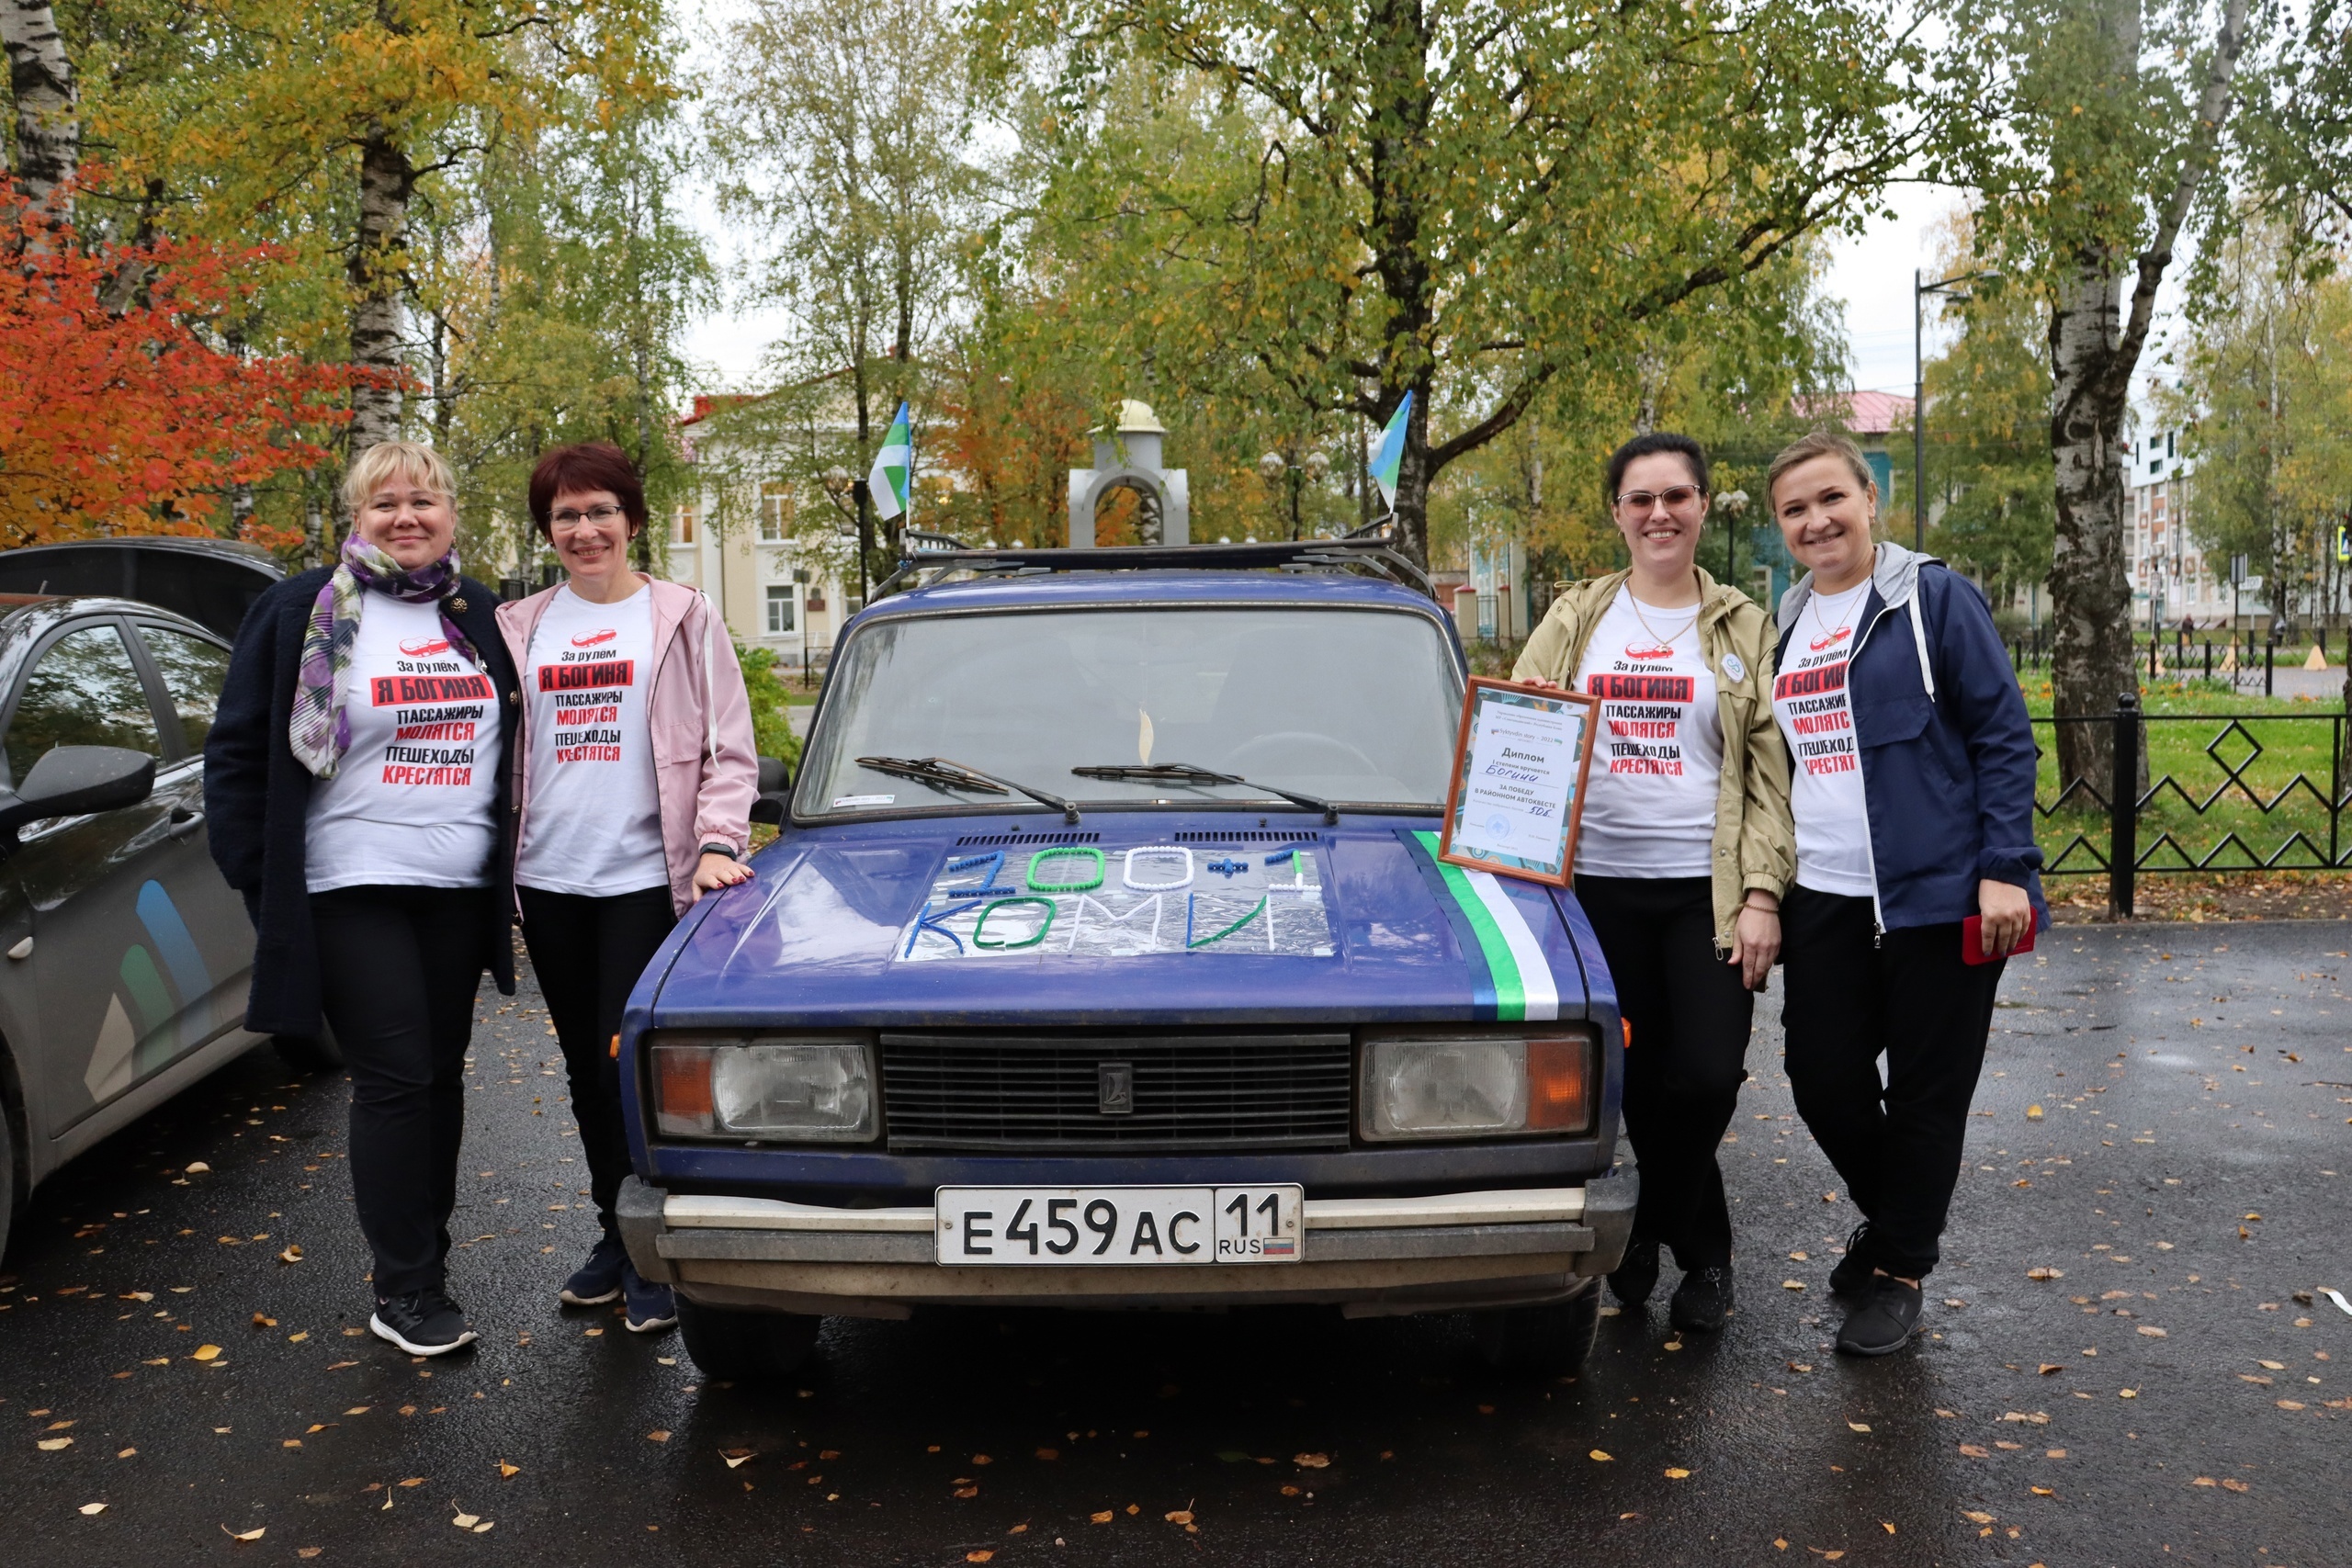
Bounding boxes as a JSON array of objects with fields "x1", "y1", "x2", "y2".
[{"x1": 496, "y1": 576, "x2": 761, "y2": 916}]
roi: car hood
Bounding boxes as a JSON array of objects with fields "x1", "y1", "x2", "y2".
[{"x1": 649, "y1": 815, "x2": 1600, "y2": 1029}]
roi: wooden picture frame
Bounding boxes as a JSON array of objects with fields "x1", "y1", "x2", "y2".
[{"x1": 1437, "y1": 677, "x2": 1599, "y2": 887}]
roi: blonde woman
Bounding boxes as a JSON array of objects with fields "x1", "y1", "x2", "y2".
[
  {"x1": 207, "y1": 442, "x2": 523, "y2": 1356},
  {"x1": 1764, "y1": 432, "x2": 2044, "y2": 1356}
]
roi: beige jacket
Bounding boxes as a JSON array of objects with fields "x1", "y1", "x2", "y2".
[{"x1": 1512, "y1": 567, "x2": 1794, "y2": 952}]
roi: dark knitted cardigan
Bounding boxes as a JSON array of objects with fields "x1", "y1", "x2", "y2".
[{"x1": 203, "y1": 567, "x2": 521, "y2": 1037}]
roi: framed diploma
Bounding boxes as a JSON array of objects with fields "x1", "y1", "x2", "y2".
[{"x1": 1438, "y1": 677, "x2": 1598, "y2": 886}]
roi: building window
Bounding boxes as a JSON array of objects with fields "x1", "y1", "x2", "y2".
[
  {"x1": 765, "y1": 585, "x2": 795, "y2": 635},
  {"x1": 673, "y1": 507, "x2": 697, "y2": 545},
  {"x1": 759, "y1": 483, "x2": 791, "y2": 543}
]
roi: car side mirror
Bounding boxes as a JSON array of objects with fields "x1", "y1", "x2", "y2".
[
  {"x1": 751, "y1": 754, "x2": 792, "y2": 826},
  {"x1": 0, "y1": 746, "x2": 157, "y2": 846}
]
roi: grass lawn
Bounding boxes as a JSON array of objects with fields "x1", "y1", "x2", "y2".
[{"x1": 2018, "y1": 676, "x2": 2351, "y2": 881}]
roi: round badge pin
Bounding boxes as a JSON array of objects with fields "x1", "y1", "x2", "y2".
[{"x1": 1720, "y1": 651, "x2": 1747, "y2": 683}]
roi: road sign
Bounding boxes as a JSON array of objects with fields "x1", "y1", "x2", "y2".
[{"x1": 2337, "y1": 523, "x2": 2349, "y2": 563}]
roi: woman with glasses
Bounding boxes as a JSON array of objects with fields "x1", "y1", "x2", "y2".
[
  {"x1": 1515, "y1": 432, "x2": 1793, "y2": 1336},
  {"x1": 495, "y1": 441, "x2": 760, "y2": 1335},
  {"x1": 1764, "y1": 432, "x2": 2044, "y2": 1356}
]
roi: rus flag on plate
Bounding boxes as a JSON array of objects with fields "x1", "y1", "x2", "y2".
[
  {"x1": 867, "y1": 400, "x2": 912, "y2": 521},
  {"x1": 1368, "y1": 389, "x2": 1412, "y2": 510}
]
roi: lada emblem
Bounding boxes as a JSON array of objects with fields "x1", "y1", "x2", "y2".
[{"x1": 1098, "y1": 1062, "x2": 1135, "y2": 1115}]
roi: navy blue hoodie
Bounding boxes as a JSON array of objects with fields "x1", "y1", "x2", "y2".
[{"x1": 1774, "y1": 543, "x2": 2049, "y2": 934}]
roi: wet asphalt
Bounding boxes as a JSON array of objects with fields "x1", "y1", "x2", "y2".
[{"x1": 2, "y1": 920, "x2": 2347, "y2": 1566}]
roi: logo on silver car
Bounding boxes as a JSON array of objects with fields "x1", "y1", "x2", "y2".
[{"x1": 1097, "y1": 1062, "x2": 1134, "y2": 1115}]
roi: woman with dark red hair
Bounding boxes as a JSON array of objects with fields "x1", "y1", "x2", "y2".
[{"x1": 496, "y1": 441, "x2": 760, "y2": 1335}]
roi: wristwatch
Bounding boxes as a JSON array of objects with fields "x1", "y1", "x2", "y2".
[{"x1": 697, "y1": 842, "x2": 737, "y2": 860}]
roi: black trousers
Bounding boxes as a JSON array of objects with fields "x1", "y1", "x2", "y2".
[
  {"x1": 1574, "y1": 874, "x2": 1756, "y2": 1272},
  {"x1": 311, "y1": 885, "x2": 492, "y2": 1299},
  {"x1": 517, "y1": 885, "x2": 677, "y2": 1238},
  {"x1": 1780, "y1": 887, "x2": 2005, "y2": 1280}
]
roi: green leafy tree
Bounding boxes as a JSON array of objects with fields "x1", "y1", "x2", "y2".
[{"x1": 972, "y1": 0, "x2": 1979, "y2": 575}]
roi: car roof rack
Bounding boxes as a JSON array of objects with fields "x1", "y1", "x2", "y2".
[{"x1": 873, "y1": 518, "x2": 1433, "y2": 600}]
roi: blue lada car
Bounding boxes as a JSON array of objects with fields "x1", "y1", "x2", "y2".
[{"x1": 613, "y1": 536, "x2": 1632, "y2": 1379}]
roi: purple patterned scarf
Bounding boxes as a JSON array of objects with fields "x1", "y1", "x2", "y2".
[{"x1": 289, "y1": 536, "x2": 480, "y2": 778}]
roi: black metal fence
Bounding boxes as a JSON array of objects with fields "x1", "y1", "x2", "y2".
[
  {"x1": 2012, "y1": 631, "x2": 2329, "y2": 697},
  {"x1": 2035, "y1": 695, "x2": 2352, "y2": 916}
]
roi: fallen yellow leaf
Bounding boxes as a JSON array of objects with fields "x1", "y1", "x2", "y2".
[
  {"x1": 499, "y1": 1461, "x2": 520, "y2": 1478},
  {"x1": 2030, "y1": 1486, "x2": 2055, "y2": 1496},
  {"x1": 453, "y1": 1513, "x2": 480, "y2": 1529},
  {"x1": 1663, "y1": 1467, "x2": 1690, "y2": 1479},
  {"x1": 2027, "y1": 1268, "x2": 2064, "y2": 1281},
  {"x1": 78, "y1": 1503, "x2": 106, "y2": 1516},
  {"x1": 967, "y1": 1554, "x2": 995, "y2": 1563},
  {"x1": 192, "y1": 1344, "x2": 222, "y2": 1361},
  {"x1": 645, "y1": 1430, "x2": 671, "y2": 1443},
  {"x1": 1589, "y1": 1449, "x2": 1613, "y2": 1461},
  {"x1": 1848, "y1": 1422, "x2": 1871, "y2": 1434},
  {"x1": 38, "y1": 1438, "x2": 73, "y2": 1451},
  {"x1": 2026, "y1": 1104, "x2": 2043, "y2": 1120},
  {"x1": 1294, "y1": 1453, "x2": 1329, "y2": 1468},
  {"x1": 1090, "y1": 1510, "x2": 1114, "y2": 1524},
  {"x1": 221, "y1": 1526, "x2": 264, "y2": 1541},
  {"x1": 1163, "y1": 1510, "x2": 1194, "y2": 1524}
]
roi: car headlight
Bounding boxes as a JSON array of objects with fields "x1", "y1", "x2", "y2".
[
  {"x1": 650, "y1": 1036, "x2": 877, "y2": 1143},
  {"x1": 1360, "y1": 1032, "x2": 1593, "y2": 1140}
]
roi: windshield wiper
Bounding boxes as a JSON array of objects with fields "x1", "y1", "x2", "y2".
[
  {"x1": 1069, "y1": 761, "x2": 1339, "y2": 825},
  {"x1": 857, "y1": 755, "x2": 1081, "y2": 824}
]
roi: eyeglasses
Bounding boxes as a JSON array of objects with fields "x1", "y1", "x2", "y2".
[
  {"x1": 1614, "y1": 485, "x2": 1707, "y2": 513},
  {"x1": 550, "y1": 504, "x2": 628, "y2": 531}
]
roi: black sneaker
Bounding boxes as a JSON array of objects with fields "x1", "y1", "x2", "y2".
[
  {"x1": 560, "y1": 1234, "x2": 628, "y2": 1307},
  {"x1": 1828, "y1": 1221, "x2": 1877, "y2": 1296},
  {"x1": 1836, "y1": 1275, "x2": 1925, "y2": 1357},
  {"x1": 1668, "y1": 1266, "x2": 1736, "y2": 1333},
  {"x1": 622, "y1": 1264, "x2": 676, "y2": 1335},
  {"x1": 369, "y1": 1288, "x2": 478, "y2": 1356},
  {"x1": 1608, "y1": 1239, "x2": 1661, "y2": 1306}
]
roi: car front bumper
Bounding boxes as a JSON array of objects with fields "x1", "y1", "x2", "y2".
[{"x1": 616, "y1": 1170, "x2": 1635, "y2": 1320}]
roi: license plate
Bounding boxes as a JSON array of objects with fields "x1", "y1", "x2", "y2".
[{"x1": 934, "y1": 1185, "x2": 1303, "y2": 1266}]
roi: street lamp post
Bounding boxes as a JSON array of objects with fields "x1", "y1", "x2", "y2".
[
  {"x1": 1914, "y1": 267, "x2": 2001, "y2": 553},
  {"x1": 1256, "y1": 447, "x2": 1331, "y2": 540}
]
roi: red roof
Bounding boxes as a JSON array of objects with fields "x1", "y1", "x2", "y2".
[{"x1": 1793, "y1": 390, "x2": 1913, "y2": 437}]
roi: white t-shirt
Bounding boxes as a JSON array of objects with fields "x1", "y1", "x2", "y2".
[
  {"x1": 305, "y1": 594, "x2": 503, "y2": 893},
  {"x1": 514, "y1": 583, "x2": 669, "y2": 897},
  {"x1": 1568, "y1": 589, "x2": 1724, "y2": 879},
  {"x1": 1772, "y1": 580, "x2": 1876, "y2": 897}
]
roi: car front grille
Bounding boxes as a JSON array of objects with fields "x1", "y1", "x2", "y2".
[{"x1": 878, "y1": 1031, "x2": 1353, "y2": 1153}]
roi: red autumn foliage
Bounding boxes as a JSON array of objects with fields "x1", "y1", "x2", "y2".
[{"x1": 0, "y1": 188, "x2": 373, "y2": 548}]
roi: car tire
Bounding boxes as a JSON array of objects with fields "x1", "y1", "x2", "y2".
[
  {"x1": 1474, "y1": 1283, "x2": 1602, "y2": 1376},
  {"x1": 273, "y1": 1025, "x2": 345, "y2": 1073},
  {"x1": 676, "y1": 1298, "x2": 821, "y2": 1381}
]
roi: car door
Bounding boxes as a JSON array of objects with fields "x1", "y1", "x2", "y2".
[
  {"x1": 0, "y1": 615, "x2": 231, "y2": 1130},
  {"x1": 128, "y1": 615, "x2": 255, "y2": 1053}
]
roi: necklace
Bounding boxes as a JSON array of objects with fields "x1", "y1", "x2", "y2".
[
  {"x1": 1625, "y1": 590, "x2": 1700, "y2": 652},
  {"x1": 1808, "y1": 582, "x2": 1857, "y2": 643}
]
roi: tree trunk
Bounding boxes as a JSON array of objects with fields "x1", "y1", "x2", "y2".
[
  {"x1": 0, "y1": 0, "x2": 76, "y2": 220},
  {"x1": 345, "y1": 126, "x2": 413, "y2": 484},
  {"x1": 1363, "y1": 0, "x2": 1434, "y2": 578},
  {"x1": 2044, "y1": 0, "x2": 2252, "y2": 795},
  {"x1": 2048, "y1": 258, "x2": 2136, "y2": 789}
]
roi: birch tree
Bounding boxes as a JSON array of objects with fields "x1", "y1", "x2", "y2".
[
  {"x1": 1967, "y1": 0, "x2": 2256, "y2": 788},
  {"x1": 0, "y1": 0, "x2": 74, "y2": 217}
]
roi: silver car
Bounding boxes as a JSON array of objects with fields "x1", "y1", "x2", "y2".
[{"x1": 0, "y1": 592, "x2": 273, "y2": 1260}]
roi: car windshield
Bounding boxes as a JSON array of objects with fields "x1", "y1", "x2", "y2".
[{"x1": 799, "y1": 604, "x2": 1463, "y2": 817}]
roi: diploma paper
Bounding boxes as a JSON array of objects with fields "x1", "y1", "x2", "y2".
[{"x1": 1447, "y1": 688, "x2": 1584, "y2": 878}]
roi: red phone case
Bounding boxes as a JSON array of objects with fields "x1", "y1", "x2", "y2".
[{"x1": 1962, "y1": 913, "x2": 2037, "y2": 964}]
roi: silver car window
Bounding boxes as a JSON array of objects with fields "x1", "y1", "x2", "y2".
[
  {"x1": 139, "y1": 625, "x2": 232, "y2": 756},
  {"x1": 6, "y1": 623, "x2": 163, "y2": 787}
]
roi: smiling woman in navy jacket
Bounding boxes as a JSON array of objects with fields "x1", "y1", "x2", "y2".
[{"x1": 1764, "y1": 432, "x2": 2048, "y2": 1358}]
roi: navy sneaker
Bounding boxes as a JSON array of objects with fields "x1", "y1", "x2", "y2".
[
  {"x1": 369, "y1": 1288, "x2": 478, "y2": 1356},
  {"x1": 561, "y1": 1234, "x2": 628, "y2": 1307},
  {"x1": 622, "y1": 1264, "x2": 676, "y2": 1334}
]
